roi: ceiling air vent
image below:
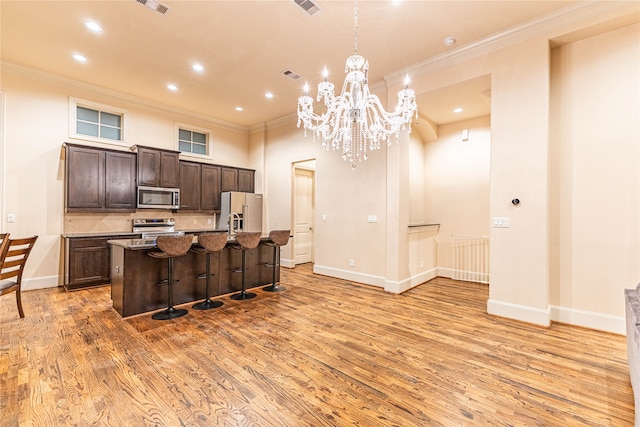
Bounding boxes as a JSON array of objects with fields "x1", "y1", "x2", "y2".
[
  {"x1": 136, "y1": 0, "x2": 171, "y2": 15},
  {"x1": 282, "y1": 69, "x2": 303, "y2": 80},
  {"x1": 294, "y1": 0, "x2": 320, "y2": 16}
]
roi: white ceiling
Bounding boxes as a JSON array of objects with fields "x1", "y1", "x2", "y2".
[{"x1": 1, "y1": 1, "x2": 580, "y2": 128}]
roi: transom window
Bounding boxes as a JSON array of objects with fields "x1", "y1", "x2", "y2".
[
  {"x1": 76, "y1": 106, "x2": 122, "y2": 140},
  {"x1": 178, "y1": 126, "x2": 209, "y2": 156},
  {"x1": 69, "y1": 97, "x2": 127, "y2": 145}
]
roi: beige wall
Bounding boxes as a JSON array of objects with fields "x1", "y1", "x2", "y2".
[
  {"x1": 549, "y1": 23, "x2": 640, "y2": 331},
  {"x1": 0, "y1": 66, "x2": 250, "y2": 288},
  {"x1": 424, "y1": 116, "x2": 491, "y2": 273}
]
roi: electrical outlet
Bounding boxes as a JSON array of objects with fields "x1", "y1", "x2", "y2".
[
  {"x1": 349, "y1": 259, "x2": 354, "y2": 267},
  {"x1": 7, "y1": 213, "x2": 16, "y2": 223},
  {"x1": 420, "y1": 260, "x2": 424, "y2": 268}
]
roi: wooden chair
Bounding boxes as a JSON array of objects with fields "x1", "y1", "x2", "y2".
[{"x1": 0, "y1": 235, "x2": 38, "y2": 318}]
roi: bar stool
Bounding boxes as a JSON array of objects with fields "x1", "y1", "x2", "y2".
[
  {"x1": 229, "y1": 231, "x2": 262, "y2": 301},
  {"x1": 192, "y1": 232, "x2": 228, "y2": 310},
  {"x1": 262, "y1": 229, "x2": 290, "y2": 292},
  {"x1": 148, "y1": 234, "x2": 194, "y2": 320}
]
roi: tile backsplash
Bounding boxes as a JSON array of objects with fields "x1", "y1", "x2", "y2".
[{"x1": 64, "y1": 212, "x2": 218, "y2": 234}]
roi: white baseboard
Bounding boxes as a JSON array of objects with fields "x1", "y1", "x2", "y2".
[
  {"x1": 487, "y1": 299, "x2": 551, "y2": 327},
  {"x1": 281, "y1": 258, "x2": 295, "y2": 268},
  {"x1": 312, "y1": 264, "x2": 386, "y2": 288},
  {"x1": 22, "y1": 275, "x2": 60, "y2": 291},
  {"x1": 551, "y1": 304, "x2": 625, "y2": 335},
  {"x1": 384, "y1": 268, "x2": 439, "y2": 294}
]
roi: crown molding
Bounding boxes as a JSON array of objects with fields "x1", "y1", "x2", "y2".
[
  {"x1": 1, "y1": 61, "x2": 249, "y2": 134},
  {"x1": 385, "y1": 1, "x2": 639, "y2": 84}
]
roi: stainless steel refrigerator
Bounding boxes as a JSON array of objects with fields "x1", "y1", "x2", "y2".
[{"x1": 219, "y1": 192, "x2": 263, "y2": 234}]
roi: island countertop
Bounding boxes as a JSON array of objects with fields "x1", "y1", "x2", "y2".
[
  {"x1": 107, "y1": 233, "x2": 272, "y2": 250},
  {"x1": 109, "y1": 233, "x2": 280, "y2": 317}
]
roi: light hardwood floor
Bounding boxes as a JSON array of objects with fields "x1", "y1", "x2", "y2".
[{"x1": 0, "y1": 264, "x2": 634, "y2": 426}]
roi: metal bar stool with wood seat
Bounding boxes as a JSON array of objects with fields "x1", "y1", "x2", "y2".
[
  {"x1": 192, "y1": 232, "x2": 228, "y2": 310},
  {"x1": 229, "y1": 231, "x2": 262, "y2": 301},
  {"x1": 262, "y1": 229, "x2": 290, "y2": 292},
  {"x1": 0, "y1": 235, "x2": 38, "y2": 319},
  {"x1": 148, "y1": 234, "x2": 194, "y2": 320}
]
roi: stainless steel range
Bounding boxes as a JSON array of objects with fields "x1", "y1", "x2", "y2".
[{"x1": 132, "y1": 218, "x2": 185, "y2": 239}]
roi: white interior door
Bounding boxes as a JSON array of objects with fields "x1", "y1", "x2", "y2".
[{"x1": 293, "y1": 167, "x2": 314, "y2": 265}]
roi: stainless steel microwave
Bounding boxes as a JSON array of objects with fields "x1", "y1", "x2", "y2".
[{"x1": 137, "y1": 186, "x2": 180, "y2": 209}]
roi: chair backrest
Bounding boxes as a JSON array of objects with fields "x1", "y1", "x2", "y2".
[
  {"x1": 0, "y1": 233, "x2": 10, "y2": 267},
  {"x1": 198, "y1": 232, "x2": 228, "y2": 253},
  {"x1": 156, "y1": 234, "x2": 193, "y2": 257},
  {"x1": 1, "y1": 235, "x2": 38, "y2": 284},
  {"x1": 235, "y1": 232, "x2": 262, "y2": 250},
  {"x1": 268, "y1": 230, "x2": 291, "y2": 247}
]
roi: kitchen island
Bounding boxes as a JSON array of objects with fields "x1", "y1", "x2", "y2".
[{"x1": 109, "y1": 235, "x2": 279, "y2": 317}]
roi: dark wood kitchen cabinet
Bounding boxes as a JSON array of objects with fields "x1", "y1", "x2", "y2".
[
  {"x1": 221, "y1": 167, "x2": 255, "y2": 193},
  {"x1": 201, "y1": 164, "x2": 221, "y2": 211},
  {"x1": 179, "y1": 161, "x2": 201, "y2": 210},
  {"x1": 64, "y1": 234, "x2": 133, "y2": 290},
  {"x1": 135, "y1": 145, "x2": 180, "y2": 188},
  {"x1": 180, "y1": 162, "x2": 222, "y2": 212},
  {"x1": 220, "y1": 167, "x2": 238, "y2": 192},
  {"x1": 238, "y1": 168, "x2": 255, "y2": 193},
  {"x1": 65, "y1": 144, "x2": 136, "y2": 212}
]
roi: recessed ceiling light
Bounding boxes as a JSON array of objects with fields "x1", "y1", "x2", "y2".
[
  {"x1": 73, "y1": 54, "x2": 87, "y2": 63},
  {"x1": 167, "y1": 84, "x2": 178, "y2": 91},
  {"x1": 84, "y1": 21, "x2": 102, "y2": 33},
  {"x1": 265, "y1": 92, "x2": 274, "y2": 99},
  {"x1": 453, "y1": 107, "x2": 463, "y2": 113},
  {"x1": 235, "y1": 107, "x2": 243, "y2": 112},
  {"x1": 192, "y1": 63, "x2": 204, "y2": 72}
]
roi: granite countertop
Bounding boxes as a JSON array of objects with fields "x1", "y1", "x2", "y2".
[
  {"x1": 108, "y1": 233, "x2": 271, "y2": 250},
  {"x1": 62, "y1": 228, "x2": 223, "y2": 239}
]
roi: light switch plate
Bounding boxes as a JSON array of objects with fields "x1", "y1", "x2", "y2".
[{"x1": 492, "y1": 217, "x2": 509, "y2": 228}]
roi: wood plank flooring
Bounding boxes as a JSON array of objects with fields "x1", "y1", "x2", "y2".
[{"x1": 0, "y1": 264, "x2": 634, "y2": 426}]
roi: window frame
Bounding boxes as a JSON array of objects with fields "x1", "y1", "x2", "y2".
[
  {"x1": 175, "y1": 122, "x2": 212, "y2": 160},
  {"x1": 69, "y1": 97, "x2": 128, "y2": 146}
]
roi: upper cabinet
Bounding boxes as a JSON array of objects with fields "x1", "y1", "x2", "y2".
[
  {"x1": 179, "y1": 162, "x2": 222, "y2": 212},
  {"x1": 221, "y1": 167, "x2": 255, "y2": 193},
  {"x1": 201, "y1": 164, "x2": 221, "y2": 211},
  {"x1": 66, "y1": 143, "x2": 254, "y2": 213},
  {"x1": 66, "y1": 144, "x2": 136, "y2": 212},
  {"x1": 134, "y1": 145, "x2": 180, "y2": 188},
  {"x1": 179, "y1": 161, "x2": 201, "y2": 210},
  {"x1": 238, "y1": 168, "x2": 255, "y2": 193},
  {"x1": 220, "y1": 167, "x2": 238, "y2": 192}
]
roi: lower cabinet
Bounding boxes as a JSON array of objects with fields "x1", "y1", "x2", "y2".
[{"x1": 64, "y1": 235, "x2": 133, "y2": 290}]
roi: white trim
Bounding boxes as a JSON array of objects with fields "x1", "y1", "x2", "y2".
[
  {"x1": 175, "y1": 121, "x2": 213, "y2": 160},
  {"x1": 21, "y1": 275, "x2": 59, "y2": 291},
  {"x1": 384, "y1": 268, "x2": 439, "y2": 294},
  {"x1": 385, "y1": 1, "x2": 640, "y2": 84},
  {"x1": 69, "y1": 96, "x2": 129, "y2": 147},
  {"x1": 280, "y1": 257, "x2": 295, "y2": 268},
  {"x1": 487, "y1": 299, "x2": 551, "y2": 327},
  {"x1": 312, "y1": 264, "x2": 386, "y2": 288},
  {"x1": 551, "y1": 304, "x2": 625, "y2": 335}
]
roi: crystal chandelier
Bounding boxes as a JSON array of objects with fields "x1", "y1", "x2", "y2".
[{"x1": 297, "y1": 0, "x2": 418, "y2": 169}]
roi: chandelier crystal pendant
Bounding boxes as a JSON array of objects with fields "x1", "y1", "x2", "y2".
[{"x1": 297, "y1": 0, "x2": 418, "y2": 169}]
